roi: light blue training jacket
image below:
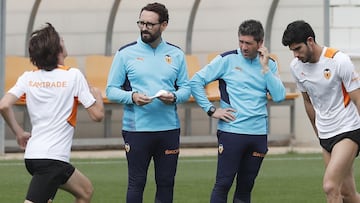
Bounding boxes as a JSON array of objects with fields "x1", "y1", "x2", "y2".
[
  {"x1": 106, "y1": 37, "x2": 191, "y2": 132},
  {"x1": 190, "y1": 48, "x2": 286, "y2": 135}
]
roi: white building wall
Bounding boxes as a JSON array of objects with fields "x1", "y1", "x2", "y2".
[{"x1": 4, "y1": 0, "x2": 360, "y2": 146}]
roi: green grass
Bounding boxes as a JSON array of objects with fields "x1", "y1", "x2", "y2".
[{"x1": 1, "y1": 153, "x2": 359, "y2": 202}]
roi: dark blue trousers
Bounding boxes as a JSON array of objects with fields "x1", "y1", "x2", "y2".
[
  {"x1": 122, "y1": 129, "x2": 180, "y2": 203},
  {"x1": 210, "y1": 130, "x2": 267, "y2": 203}
]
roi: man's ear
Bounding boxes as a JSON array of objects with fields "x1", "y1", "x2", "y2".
[
  {"x1": 160, "y1": 21, "x2": 168, "y2": 32},
  {"x1": 307, "y1": 36, "x2": 315, "y2": 45}
]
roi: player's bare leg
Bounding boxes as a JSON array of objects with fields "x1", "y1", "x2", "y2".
[
  {"x1": 322, "y1": 139, "x2": 359, "y2": 203},
  {"x1": 341, "y1": 164, "x2": 360, "y2": 203},
  {"x1": 60, "y1": 169, "x2": 93, "y2": 203}
]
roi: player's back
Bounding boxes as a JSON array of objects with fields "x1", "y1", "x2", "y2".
[{"x1": 10, "y1": 67, "x2": 86, "y2": 162}]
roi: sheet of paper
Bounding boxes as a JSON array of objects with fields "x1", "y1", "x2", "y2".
[{"x1": 149, "y1": 90, "x2": 168, "y2": 99}]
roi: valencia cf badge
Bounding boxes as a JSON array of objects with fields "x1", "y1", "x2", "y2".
[
  {"x1": 323, "y1": 68, "x2": 331, "y2": 79},
  {"x1": 125, "y1": 143, "x2": 130, "y2": 153},
  {"x1": 218, "y1": 144, "x2": 224, "y2": 154},
  {"x1": 165, "y1": 55, "x2": 172, "y2": 64}
]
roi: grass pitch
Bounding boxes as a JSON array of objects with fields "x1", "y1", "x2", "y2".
[{"x1": 1, "y1": 152, "x2": 359, "y2": 202}]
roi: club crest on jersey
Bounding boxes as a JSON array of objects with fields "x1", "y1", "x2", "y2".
[
  {"x1": 234, "y1": 66, "x2": 242, "y2": 71},
  {"x1": 323, "y1": 68, "x2": 331, "y2": 79},
  {"x1": 218, "y1": 144, "x2": 224, "y2": 154},
  {"x1": 124, "y1": 143, "x2": 130, "y2": 153},
  {"x1": 165, "y1": 55, "x2": 172, "y2": 64}
]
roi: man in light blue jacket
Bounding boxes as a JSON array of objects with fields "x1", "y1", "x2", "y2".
[
  {"x1": 106, "y1": 2, "x2": 190, "y2": 203},
  {"x1": 190, "y1": 19, "x2": 286, "y2": 203}
]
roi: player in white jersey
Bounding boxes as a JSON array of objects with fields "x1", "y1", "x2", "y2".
[
  {"x1": 0, "y1": 23, "x2": 104, "y2": 203},
  {"x1": 282, "y1": 20, "x2": 360, "y2": 203}
]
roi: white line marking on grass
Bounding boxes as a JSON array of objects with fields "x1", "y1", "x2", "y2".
[
  {"x1": 0, "y1": 162, "x2": 24, "y2": 166},
  {"x1": 177, "y1": 156, "x2": 323, "y2": 163},
  {"x1": 0, "y1": 156, "x2": 323, "y2": 166},
  {"x1": 264, "y1": 156, "x2": 322, "y2": 161},
  {"x1": 72, "y1": 156, "x2": 323, "y2": 165},
  {"x1": 74, "y1": 160, "x2": 126, "y2": 165}
]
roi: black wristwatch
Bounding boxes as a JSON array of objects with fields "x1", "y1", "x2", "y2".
[{"x1": 207, "y1": 106, "x2": 216, "y2": 117}]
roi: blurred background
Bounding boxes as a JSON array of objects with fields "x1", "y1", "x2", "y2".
[{"x1": 1, "y1": 0, "x2": 360, "y2": 152}]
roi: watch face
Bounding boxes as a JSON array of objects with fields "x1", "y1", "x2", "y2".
[{"x1": 207, "y1": 106, "x2": 216, "y2": 116}]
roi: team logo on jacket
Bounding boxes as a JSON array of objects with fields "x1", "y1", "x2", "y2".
[
  {"x1": 218, "y1": 144, "x2": 224, "y2": 154},
  {"x1": 234, "y1": 66, "x2": 242, "y2": 71},
  {"x1": 124, "y1": 143, "x2": 131, "y2": 153},
  {"x1": 323, "y1": 68, "x2": 331, "y2": 79},
  {"x1": 165, "y1": 55, "x2": 172, "y2": 64}
]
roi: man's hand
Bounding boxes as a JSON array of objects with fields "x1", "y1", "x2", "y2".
[
  {"x1": 132, "y1": 92, "x2": 152, "y2": 106},
  {"x1": 158, "y1": 91, "x2": 176, "y2": 104},
  {"x1": 212, "y1": 107, "x2": 237, "y2": 122},
  {"x1": 16, "y1": 131, "x2": 31, "y2": 150},
  {"x1": 258, "y1": 46, "x2": 270, "y2": 74}
]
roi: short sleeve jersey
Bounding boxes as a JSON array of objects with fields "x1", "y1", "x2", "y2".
[
  {"x1": 290, "y1": 47, "x2": 360, "y2": 139},
  {"x1": 8, "y1": 66, "x2": 95, "y2": 162}
]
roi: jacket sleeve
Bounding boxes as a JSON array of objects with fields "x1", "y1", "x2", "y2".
[
  {"x1": 265, "y1": 61, "x2": 286, "y2": 103},
  {"x1": 106, "y1": 51, "x2": 134, "y2": 104},
  {"x1": 190, "y1": 55, "x2": 223, "y2": 112},
  {"x1": 173, "y1": 53, "x2": 191, "y2": 103}
]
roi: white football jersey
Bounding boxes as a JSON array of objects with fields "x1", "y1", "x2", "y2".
[
  {"x1": 9, "y1": 65, "x2": 95, "y2": 162},
  {"x1": 290, "y1": 47, "x2": 360, "y2": 139}
]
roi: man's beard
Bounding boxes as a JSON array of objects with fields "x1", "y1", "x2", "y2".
[
  {"x1": 301, "y1": 45, "x2": 313, "y2": 63},
  {"x1": 141, "y1": 31, "x2": 159, "y2": 44}
]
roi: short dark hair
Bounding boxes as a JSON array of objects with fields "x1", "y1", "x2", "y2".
[
  {"x1": 238, "y1": 19, "x2": 264, "y2": 42},
  {"x1": 140, "y1": 2, "x2": 169, "y2": 23},
  {"x1": 282, "y1": 20, "x2": 316, "y2": 46},
  {"x1": 28, "y1": 23, "x2": 62, "y2": 71}
]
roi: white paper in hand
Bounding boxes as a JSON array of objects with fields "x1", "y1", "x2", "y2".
[{"x1": 149, "y1": 90, "x2": 168, "y2": 99}]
